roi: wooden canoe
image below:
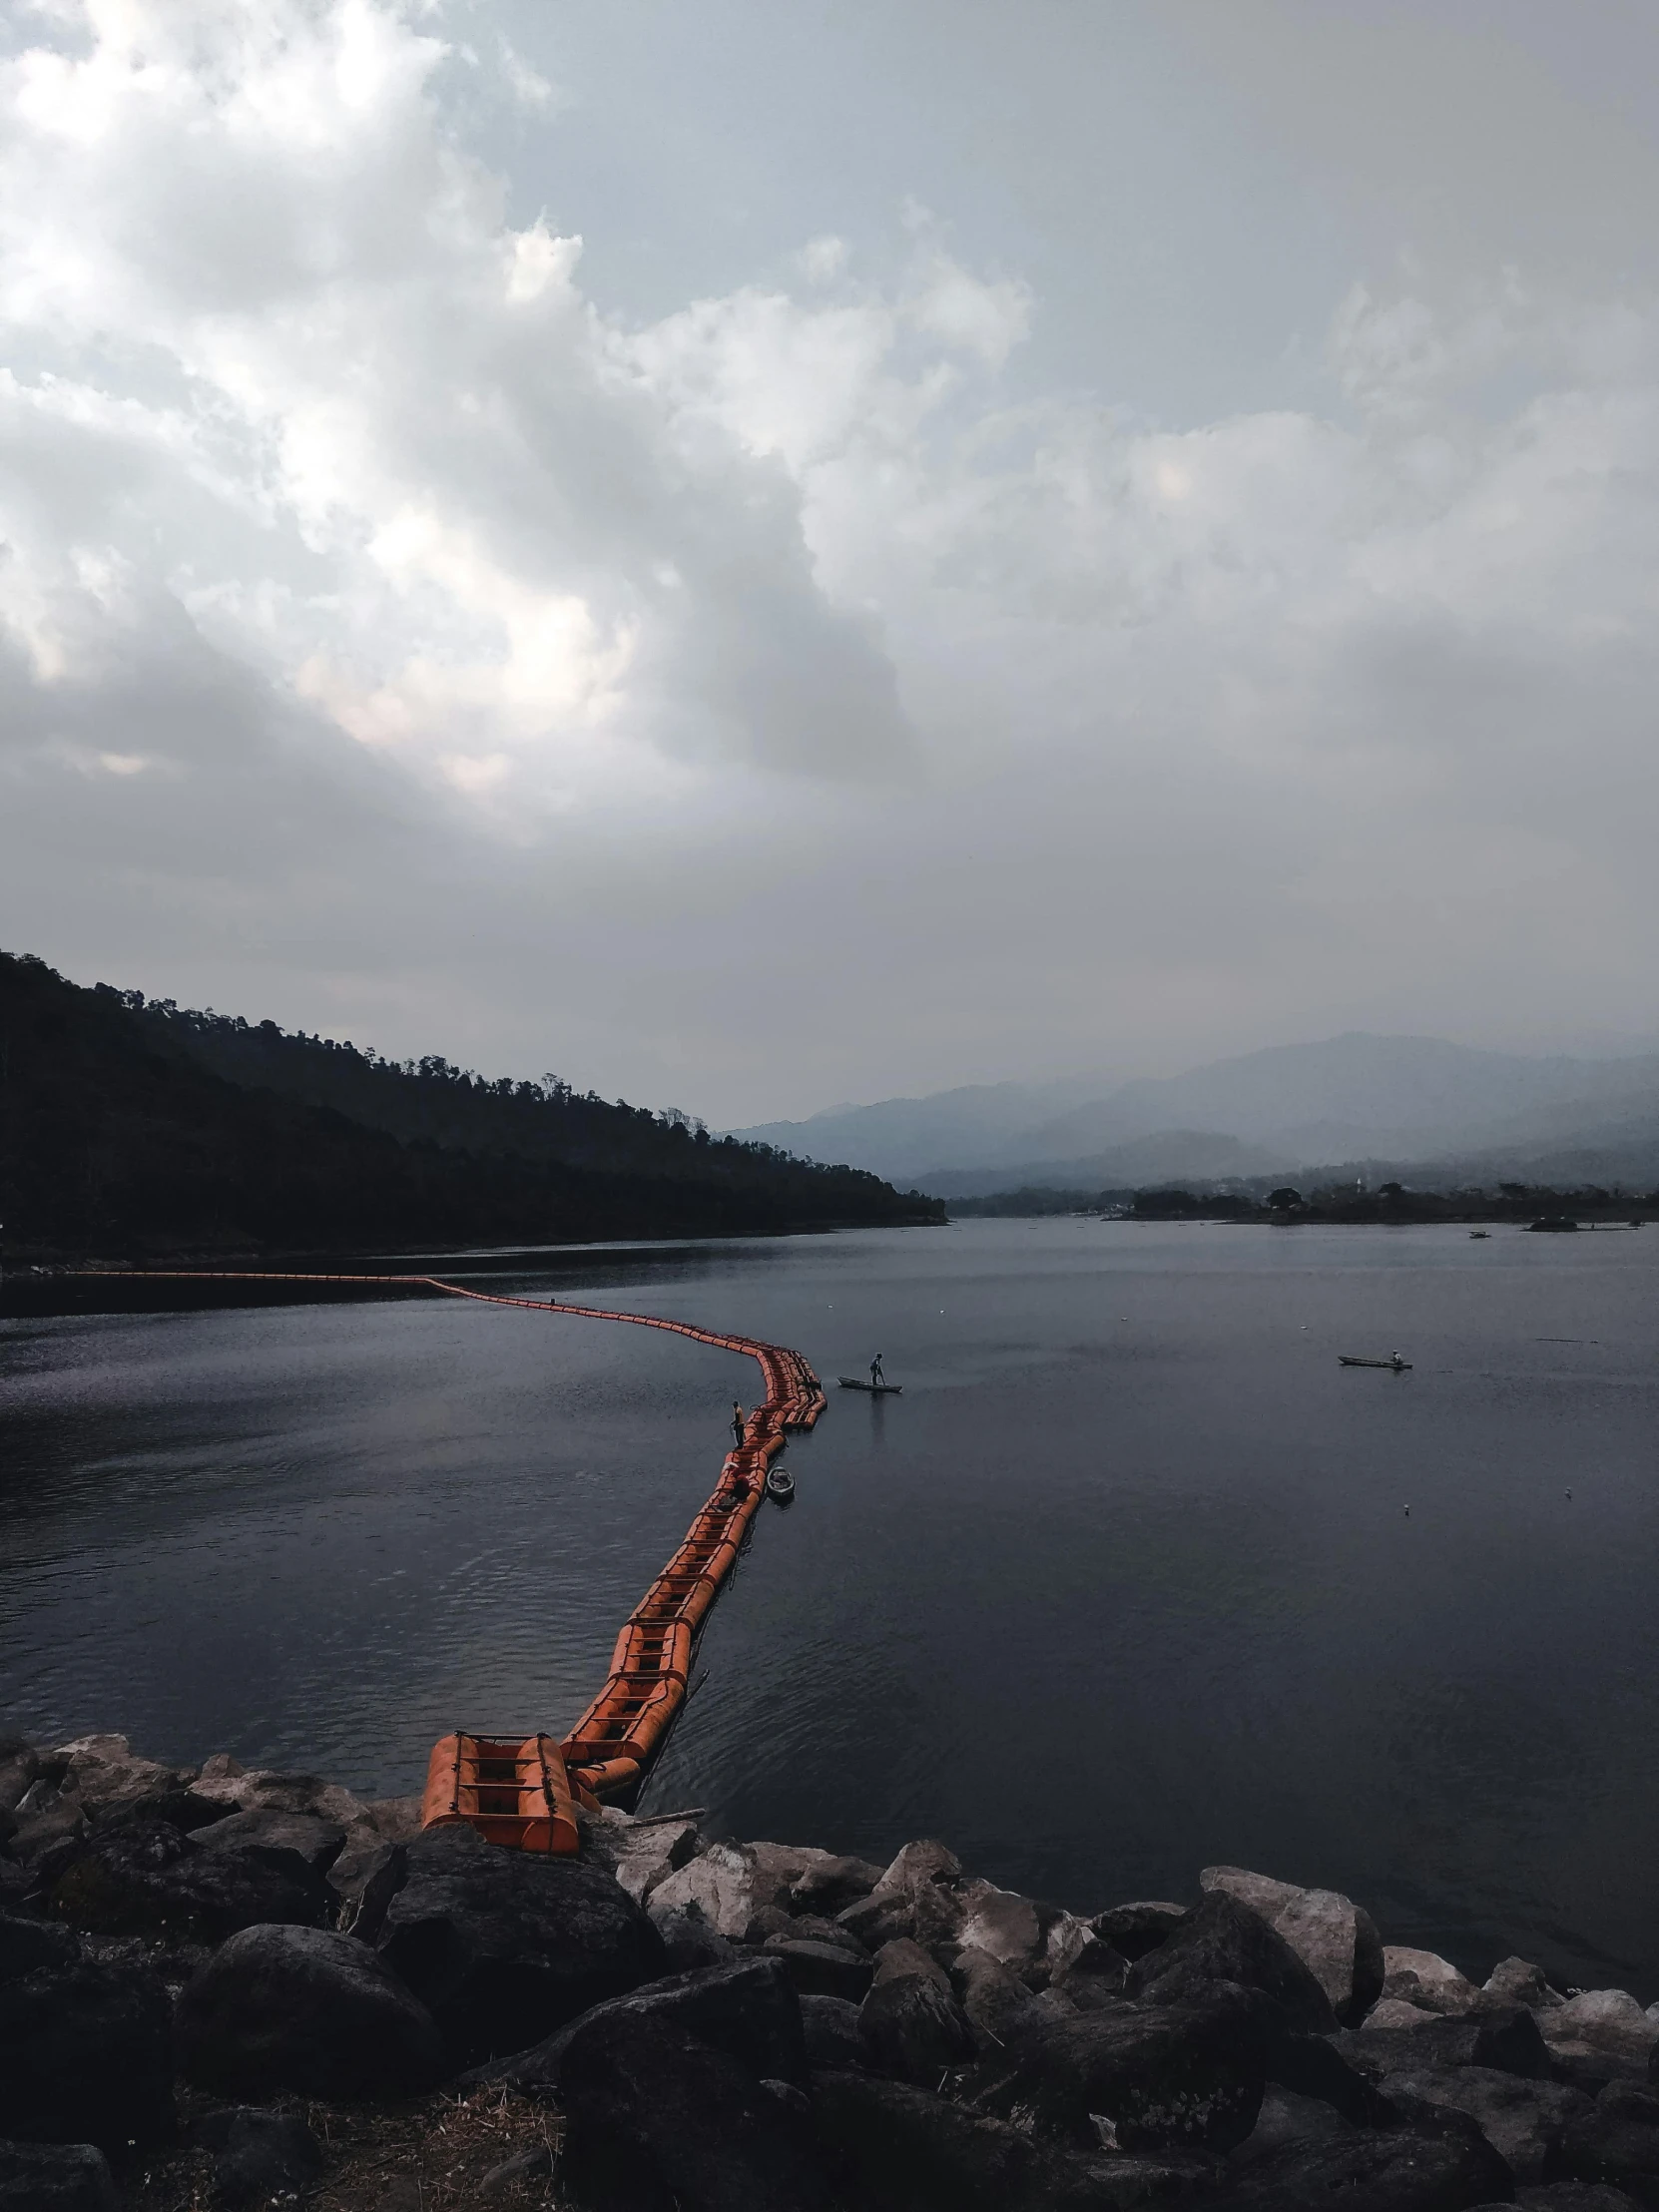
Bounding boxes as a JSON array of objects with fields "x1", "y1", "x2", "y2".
[{"x1": 837, "y1": 1377, "x2": 903, "y2": 1393}]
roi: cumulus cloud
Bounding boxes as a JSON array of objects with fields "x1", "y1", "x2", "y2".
[{"x1": 1, "y1": 0, "x2": 1656, "y2": 1117}]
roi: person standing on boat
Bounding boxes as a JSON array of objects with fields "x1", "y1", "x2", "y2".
[
  {"x1": 731, "y1": 1400, "x2": 746, "y2": 1448},
  {"x1": 869, "y1": 1353, "x2": 884, "y2": 1387}
]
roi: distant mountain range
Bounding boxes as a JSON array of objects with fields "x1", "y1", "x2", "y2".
[{"x1": 733, "y1": 1034, "x2": 1659, "y2": 1196}]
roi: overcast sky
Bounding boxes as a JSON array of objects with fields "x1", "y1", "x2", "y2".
[{"x1": 3, "y1": 0, "x2": 1658, "y2": 1124}]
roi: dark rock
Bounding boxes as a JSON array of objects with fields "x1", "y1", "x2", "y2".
[
  {"x1": 801, "y1": 1993, "x2": 865, "y2": 2070},
  {"x1": 1335, "y1": 2006, "x2": 1554, "y2": 2085},
  {"x1": 1514, "y1": 2187, "x2": 1645, "y2": 2210},
  {"x1": 0, "y1": 2141, "x2": 118, "y2": 2212},
  {"x1": 176, "y1": 1924, "x2": 444, "y2": 2099},
  {"x1": 0, "y1": 1960, "x2": 174, "y2": 2152},
  {"x1": 1562, "y1": 2081, "x2": 1659, "y2": 2199},
  {"x1": 121, "y1": 1790, "x2": 234, "y2": 1834},
  {"x1": 1270, "y1": 2029, "x2": 1396, "y2": 2125},
  {"x1": 1485, "y1": 1959, "x2": 1568, "y2": 2013},
  {"x1": 210, "y1": 2111, "x2": 324, "y2": 2207},
  {"x1": 951, "y1": 1881, "x2": 1102, "y2": 1994},
  {"x1": 8, "y1": 1784, "x2": 85, "y2": 1868},
  {"x1": 834, "y1": 1891, "x2": 915, "y2": 1948},
  {"x1": 811, "y1": 2065, "x2": 1191, "y2": 2212},
  {"x1": 471, "y1": 1956, "x2": 809, "y2": 2093},
  {"x1": 655, "y1": 1908, "x2": 737, "y2": 1975},
  {"x1": 1202, "y1": 1868, "x2": 1384, "y2": 2028},
  {"x1": 478, "y1": 2146, "x2": 552, "y2": 2194},
  {"x1": 972, "y1": 1992, "x2": 1268, "y2": 2152},
  {"x1": 951, "y1": 1943, "x2": 1050, "y2": 2050},
  {"x1": 0, "y1": 1916, "x2": 80, "y2": 1986},
  {"x1": 1092, "y1": 1903, "x2": 1188, "y2": 1963},
  {"x1": 1382, "y1": 1947, "x2": 1484, "y2": 2017},
  {"x1": 192, "y1": 1811, "x2": 346, "y2": 1876},
  {"x1": 859, "y1": 1940, "x2": 976, "y2": 2084},
  {"x1": 1384, "y1": 2067, "x2": 1593, "y2": 2184},
  {"x1": 47, "y1": 1817, "x2": 330, "y2": 1942},
  {"x1": 762, "y1": 2078, "x2": 812, "y2": 2116},
  {"x1": 557, "y1": 2010, "x2": 832, "y2": 2211},
  {"x1": 1128, "y1": 1892, "x2": 1339, "y2": 2035},
  {"x1": 376, "y1": 1824, "x2": 665, "y2": 2066},
  {"x1": 1212, "y1": 2118, "x2": 1516, "y2": 2209},
  {"x1": 767, "y1": 1938, "x2": 873, "y2": 2003},
  {"x1": 789, "y1": 1856, "x2": 884, "y2": 1916},
  {"x1": 334, "y1": 1843, "x2": 407, "y2": 1943},
  {"x1": 864, "y1": 1842, "x2": 965, "y2": 1952},
  {"x1": 744, "y1": 1905, "x2": 801, "y2": 1945},
  {"x1": 1229, "y1": 2086, "x2": 1356, "y2": 2168},
  {"x1": 0, "y1": 1746, "x2": 40, "y2": 1818}
]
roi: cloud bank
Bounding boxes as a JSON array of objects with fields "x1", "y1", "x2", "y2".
[{"x1": 2, "y1": 0, "x2": 1656, "y2": 1119}]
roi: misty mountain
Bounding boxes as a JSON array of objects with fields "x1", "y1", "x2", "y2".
[{"x1": 734, "y1": 1034, "x2": 1659, "y2": 1194}]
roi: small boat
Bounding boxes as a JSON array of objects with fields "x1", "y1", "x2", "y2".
[
  {"x1": 1339, "y1": 1354, "x2": 1411, "y2": 1371},
  {"x1": 837, "y1": 1377, "x2": 903, "y2": 1394},
  {"x1": 1468, "y1": 1230, "x2": 1489, "y2": 1240},
  {"x1": 765, "y1": 1466, "x2": 795, "y2": 1501}
]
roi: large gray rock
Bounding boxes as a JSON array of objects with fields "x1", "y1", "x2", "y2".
[
  {"x1": 1546, "y1": 1994, "x2": 1659, "y2": 2068},
  {"x1": 951, "y1": 1942, "x2": 1051, "y2": 2049},
  {"x1": 647, "y1": 1843, "x2": 761, "y2": 1939},
  {"x1": 470, "y1": 1956, "x2": 809, "y2": 2093},
  {"x1": 1562, "y1": 2081, "x2": 1659, "y2": 2198},
  {"x1": 1203, "y1": 1867, "x2": 1383, "y2": 2027},
  {"x1": 47, "y1": 1814, "x2": 330, "y2": 1941},
  {"x1": 858, "y1": 1940, "x2": 975, "y2": 2084},
  {"x1": 1384, "y1": 2065, "x2": 1594, "y2": 2184},
  {"x1": 767, "y1": 1937, "x2": 873, "y2": 2003},
  {"x1": 0, "y1": 1959, "x2": 174, "y2": 2152},
  {"x1": 1212, "y1": 2115, "x2": 1515, "y2": 2209},
  {"x1": 190, "y1": 1809, "x2": 346, "y2": 1875},
  {"x1": 0, "y1": 2141, "x2": 119, "y2": 2212},
  {"x1": 788, "y1": 1855, "x2": 884, "y2": 1916},
  {"x1": 176, "y1": 1923, "x2": 444, "y2": 2098},
  {"x1": 50, "y1": 1737, "x2": 184, "y2": 1813},
  {"x1": 972, "y1": 1993, "x2": 1269, "y2": 2152},
  {"x1": 866, "y1": 1841, "x2": 966, "y2": 1952},
  {"x1": 952, "y1": 1880, "x2": 1105, "y2": 1993},
  {"x1": 1382, "y1": 1945, "x2": 1483, "y2": 2016},
  {"x1": 557, "y1": 2010, "x2": 832, "y2": 2211},
  {"x1": 378, "y1": 1824, "x2": 666, "y2": 2065},
  {"x1": 1484, "y1": 1958, "x2": 1566, "y2": 2013},
  {"x1": 1128, "y1": 1890, "x2": 1339, "y2": 2035},
  {"x1": 1091, "y1": 1902, "x2": 1187, "y2": 1962}
]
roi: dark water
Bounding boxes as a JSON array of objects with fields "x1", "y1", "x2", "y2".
[{"x1": 4, "y1": 1220, "x2": 1657, "y2": 1995}]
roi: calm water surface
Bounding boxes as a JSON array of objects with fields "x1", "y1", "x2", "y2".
[{"x1": 3, "y1": 1220, "x2": 1656, "y2": 1994}]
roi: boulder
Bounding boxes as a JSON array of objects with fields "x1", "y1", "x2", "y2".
[
  {"x1": 7, "y1": 1780, "x2": 86, "y2": 1867},
  {"x1": 1228, "y1": 2086, "x2": 1355, "y2": 2168},
  {"x1": 1512, "y1": 2187, "x2": 1645, "y2": 2211},
  {"x1": 1546, "y1": 1995, "x2": 1659, "y2": 2068},
  {"x1": 1486, "y1": 1959, "x2": 1567, "y2": 2013},
  {"x1": 1212, "y1": 2117, "x2": 1516, "y2": 2209},
  {"x1": 866, "y1": 1841, "x2": 965, "y2": 1952},
  {"x1": 789, "y1": 1856, "x2": 884, "y2": 1916},
  {"x1": 190, "y1": 1809, "x2": 346, "y2": 1875},
  {"x1": 1382, "y1": 1945, "x2": 1483, "y2": 2016},
  {"x1": 47, "y1": 1815, "x2": 331, "y2": 1941},
  {"x1": 748, "y1": 1844, "x2": 843, "y2": 1916},
  {"x1": 810, "y1": 2065, "x2": 1187, "y2": 2212},
  {"x1": 1562, "y1": 2081, "x2": 1659, "y2": 2198},
  {"x1": 1268, "y1": 2030, "x2": 1397, "y2": 2126},
  {"x1": 0, "y1": 2141, "x2": 118, "y2": 2212},
  {"x1": 50, "y1": 1737, "x2": 183, "y2": 1813},
  {"x1": 858, "y1": 1940, "x2": 976, "y2": 2084},
  {"x1": 196, "y1": 2109, "x2": 324, "y2": 2208},
  {"x1": 951, "y1": 1879, "x2": 1110, "y2": 1994},
  {"x1": 766, "y1": 1939, "x2": 873, "y2": 2003},
  {"x1": 1127, "y1": 1891, "x2": 1339, "y2": 2035},
  {"x1": 834, "y1": 1891, "x2": 917, "y2": 1948},
  {"x1": 0, "y1": 1959, "x2": 174, "y2": 2152},
  {"x1": 971, "y1": 1993, "x2": 1268, "y2": 2152},
  {"x1": 471, "y1": 1956, "x2": 809, "y2": 2093},
  {"x1": 647, "y1": 1843, "x2": 761, "y2": 1939},
  {"x1": 1384, "y1": 2065, "x2": 1594, "y2": 2184},
  {"x1": 1369, "y1": 1999, "x2": 1449, "y2": 2029},
  {"x1": 0, "y1": 1745, "x2": 39, "y2": 1817},
  {"x1": 951, "y1": 1942, "x2": 1051, "y2": 2049},
  {"x1": 0, "y1": 1915, "x2": 80, "y2": 1985},
  {"x1": 1334, "y1": 2005, "x2": 1553, "y2": 2085},
  {"x1": 655, "y1": 1908, "x2": 738, "y2": 1975},
  {"x1": 802, "y1": 1993, "x2": 866, "y2": 2070},
  {"x1": 557, "y1": 2010, "x2": 832, "y2": 2211},
  {"x1": 1091, "y1": 1902, "x2": 1188, "y2": 1962},
  {"x1": 377, "y1": 1824, "x2": 665, "y2": 2066},
  {"x1": 187, "y1": 1765, "x2": 370, "y2": 1828},
  {"x1": 176, "y1": 1923, "x2": 444, "y2": 2098},
  {"x1": 609, "y1": 1821, "x2": 704, "y2": 1907},
  {"x1": 1202, "y1": 1868, "x2": 1384, "y2": 2027},
  {"x1": 333, "y1": 1841, "x2": 408, "y2": 1942}
]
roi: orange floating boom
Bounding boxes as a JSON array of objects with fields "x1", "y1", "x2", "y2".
[{"x1": 89, "y1": 1268, "x2": 827, "y2": 1848}]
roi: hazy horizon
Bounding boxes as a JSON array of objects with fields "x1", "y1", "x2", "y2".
[{"x1": 4, "y1": 2, "x2": 1658, "y2": 1126}]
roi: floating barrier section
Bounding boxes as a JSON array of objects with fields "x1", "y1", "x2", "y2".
[{"x1": 87, "y1": 1270, "x2": 826, "y2": 1848}]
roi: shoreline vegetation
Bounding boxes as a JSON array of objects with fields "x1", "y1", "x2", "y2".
[
  {"x1": 947, "y1": 1181, "x2": 1655, "y2": 1226},
  {"x1": 6, "y1": 1730, "x2": 1659, "y2": 2211},
  {"x1": 0, "y1": 949, "x2": 943, "y2": 1270}
]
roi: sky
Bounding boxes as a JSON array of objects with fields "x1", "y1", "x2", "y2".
[{"x1": 2, "y1": 0, "x2": 1658, "y2": 1126}]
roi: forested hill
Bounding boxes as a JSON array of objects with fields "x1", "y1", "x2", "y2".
[{"x1": 0, "y1": 950, "x2": 941, "y2": 1260}]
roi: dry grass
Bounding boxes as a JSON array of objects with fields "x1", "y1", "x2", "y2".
[{"x1": 128, "y1": 2086, "x2": 566, "y2": 2212}]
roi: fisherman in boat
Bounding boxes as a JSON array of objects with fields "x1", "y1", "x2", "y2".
[
  {"x1": 869, "y1": 1353, "x2": 884, "y2": 1387},
  {"x1": 731, "y1": 1400, "x2": 746, "y2": 1448},
  {"x1": 1391, "y1": 1352, "x2": 1405, "y2": 1371}
]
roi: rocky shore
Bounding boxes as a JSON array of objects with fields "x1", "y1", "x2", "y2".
[{"x1": 4, "y1": 1733, "x2": 1658, "y2": 2211}]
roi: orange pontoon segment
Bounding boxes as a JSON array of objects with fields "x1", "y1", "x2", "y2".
[{"x1": 421, "y1": 1732, "x2": 581, "y2": 1855}]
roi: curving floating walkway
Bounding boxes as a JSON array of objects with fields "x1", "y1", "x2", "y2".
[{"x1": 80, "y1": 1269, "x2": 827, "y2": 1841}]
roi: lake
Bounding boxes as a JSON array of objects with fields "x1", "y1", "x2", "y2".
[{"x1": 3, "y1": 1218, "x2": 1656, "y2": 1996}]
